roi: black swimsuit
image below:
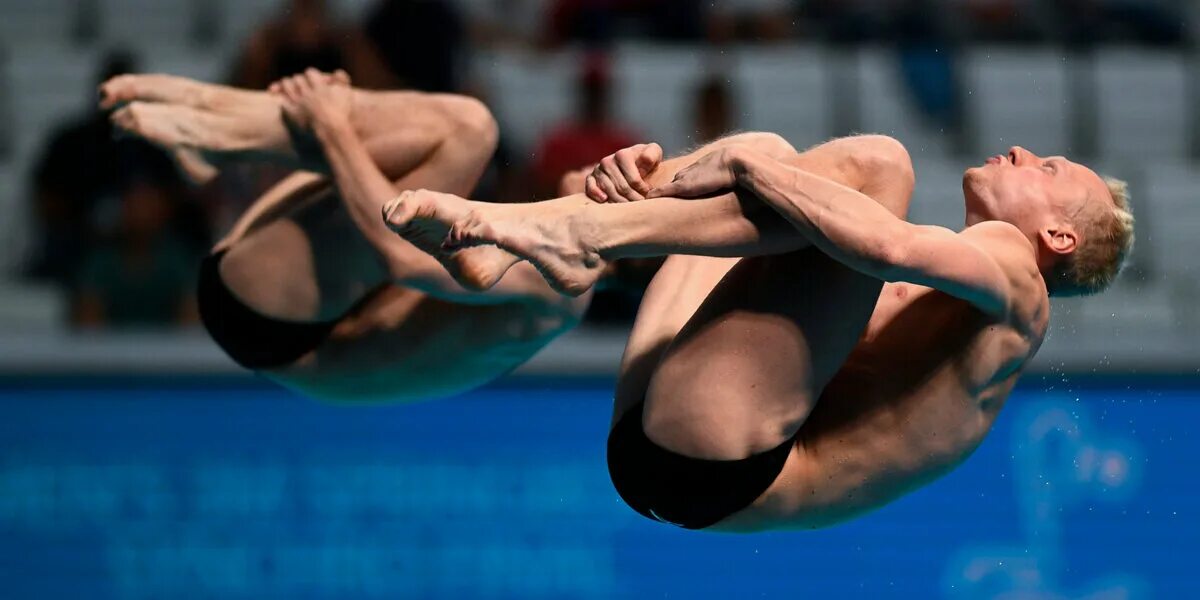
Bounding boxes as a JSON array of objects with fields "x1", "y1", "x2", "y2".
[
  {"x1": 196, "y1": 251, "x2": 340, "y2": 370},
  {"x1": 607, "y1": 400, "x2": 795, "y2": 530}
]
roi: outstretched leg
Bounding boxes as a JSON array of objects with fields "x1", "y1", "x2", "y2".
[
  {"x1": 386, "y1": 133, "x2": 914, "y2": 471},
  {"x1": 133, "y1": 73, "x2": 528, "y2": 322},
  {"x1": 383, "y1": 186, "x2": 806, "y2": 295},
  {"x1": 102, "y1": 73, "x2": 495, "y2": 190}
]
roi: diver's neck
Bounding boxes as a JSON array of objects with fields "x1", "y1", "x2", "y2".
[{"x1": 964, "y1": 210, "x2": 987, "y2": 228}]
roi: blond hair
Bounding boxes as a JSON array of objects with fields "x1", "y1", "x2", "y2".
[{"x1": 1048, "y1": 177, "x2": 1135, "y2": 296}]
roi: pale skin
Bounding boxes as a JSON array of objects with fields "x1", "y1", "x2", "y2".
[
  {"x1": 98, "y1": 71, "x2": 806, "y2": 403},
  {"x1": 386, "y1": 138, "x2": 1117, "y2": 531},
  {"x1": 100, "y1": 70, "x2": 591, "y2": 402}
]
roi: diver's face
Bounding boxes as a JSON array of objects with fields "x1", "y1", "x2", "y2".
[{"x1": 962, "y1": 146, "x2": 1105, "y2": 234}]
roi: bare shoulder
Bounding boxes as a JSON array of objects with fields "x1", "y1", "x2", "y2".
[
  {"x1": 959, "y1": 220, "x2": 1027, "y2": 245},
  {"x1": 959, "y1": 221, "x2": 1049, "y2": 334},
  {"x1": 958, "y1": 221, "x2": 1037, "y2": 266}
]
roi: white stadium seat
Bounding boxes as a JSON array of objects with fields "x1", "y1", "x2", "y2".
[
  {"x1": 857, "y1": 47, "x2": 951, "y2": 159},
  {"x1": 730, "y1": 45, "x2": 831, "y2": 153},
  {"x1": 98, "y1": 0, "x2": 198, "y2": 50},
  {"x1": 1094, "y1": 48, "x2": 1188, "y2": 160},
  {"x1": 612, "y1": 44, "x2": 708, "y2": 154},
  {"x1": 908, "y1": 157, "x2": 967, "y2": 229},
  {"x1": 0, "y1": 0, "x2": 75, "y2": 44},
  {"x1": 6, "y1": 45, "x2": 98, "y2": 158},
  {"x1": 472, "y1": 49, "x2": 577, "y2": 153},
  {"x1": 1141, "y1": 162, "x2": 1200, "y2": 284},
  {"x1": 964, "y1": 47, "x2": 1070, "y2": 156},
  {"x1": 0, "y1": 163, "x2": 30, "y2": 277}
]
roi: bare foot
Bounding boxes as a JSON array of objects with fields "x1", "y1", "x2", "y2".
[
  {"x1": 110, "y1": 102, "x2": 236, "y2": 184},
  {"x1": 111, "y1": 101, "x2": 295, "y2": 183},
  {"x1": 442, "y1": 199, "x2": 607, "y2": 297},
  {"x1": 99, "y1": 73, "x2": 278, "y2": 116},
  {"x1": 382, "y1": 189, "x2": 522, "y2": 291},
  {"x1": 100, "y1": 74, "x2": 205, "y2": 110},
  {"x1": 111, "y1": 101, "x2": 286, "y2": 154},
  {"x1": 100, "y1": 72, "x2": 346, "y2": 112}
]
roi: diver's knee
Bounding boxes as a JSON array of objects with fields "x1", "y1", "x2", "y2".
[{"x1": 446, "y1": 96, "x2": 499, "y2": 155}]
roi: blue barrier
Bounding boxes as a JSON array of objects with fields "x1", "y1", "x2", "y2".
[{"x1": 0, "y1": 380, "x2": 1194, "y2": 598}]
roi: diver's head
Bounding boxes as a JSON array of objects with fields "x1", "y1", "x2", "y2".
[{"x1": 963, "y1": 146, "x2": 1134, "y2": 296}]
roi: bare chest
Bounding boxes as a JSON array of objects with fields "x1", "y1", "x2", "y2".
[{"x1": 849, "y1": 283, "x2": 1004, "y2": 396}]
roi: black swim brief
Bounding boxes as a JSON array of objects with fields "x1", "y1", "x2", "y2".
[
  {"x1": 197, "y1": 250, "x2": 340, "y2": 370},
  {"x1": 607, "y1": 400, "x2": 795, "y2": 530}
]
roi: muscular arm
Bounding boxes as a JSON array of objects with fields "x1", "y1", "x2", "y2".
[
  {"x1": 730, "y1": 146, "x2": 1024, "y2": 318},
  {"x1": 311, "y1": 112, "x2": 568, "y2": 306},
  {"x1": 490, "y1": 133, "x2": 1027, "y2": 319},
  {"x1": 311, "y1": 113, "x2": 429, "y2": 271},
  {"x1": 400, "y1": 134, "x2": 920, "y2": 295},
  {"x1": 572, "y1": 136, "x2": 912, "y2": 261}
]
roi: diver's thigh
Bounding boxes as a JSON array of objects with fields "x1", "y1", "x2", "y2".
[{"x1": 612, "y1": 255, "x2": 741, "y2": 427}]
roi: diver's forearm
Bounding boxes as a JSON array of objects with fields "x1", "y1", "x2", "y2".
[
  {"x1": 733, "y1": 148, "x2": 913, "y2": 279},
  {"x1": 583, "y1": 135, "x2": 914, "y2": 262},
  {"x1": 314, "y1": 115, "x2": 412, "y2": 252},
  {"x1": 316, "y1": 116, "x2": 569, "y2": 306}
]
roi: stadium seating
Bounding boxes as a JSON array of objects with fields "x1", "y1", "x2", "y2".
[
  {"x1": 728, "y1": 45, "x2": 831, "y2": 153},
  {"x1": 1094, "y1": 48, "x2": 1189, "y2": 160},
  {"x1": 857, "y1": 47, "x2": 952, "y2": 158},
  {"x1": 964, "y1": 46, "x2": 1071, "y2": 157},
  {"x1": 0, "y1": 0, "x2": 1192, "y2": 360}
]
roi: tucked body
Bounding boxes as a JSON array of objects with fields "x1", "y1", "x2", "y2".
[
  {"x1": 103, "y1": 71, "x2": 584, "y2": 401},
  {"x1": 385, "y1": 136, "x2": 1133, "y2": 530}
]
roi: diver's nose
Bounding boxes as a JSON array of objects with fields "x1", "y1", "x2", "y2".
[{"x1": 1008, "y1": 146, "x2": 1036, "y2": 165}]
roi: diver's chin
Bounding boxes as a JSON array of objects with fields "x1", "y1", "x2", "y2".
[{"x1": 963, "y1": 165, "x2": 987, "y2": 183}]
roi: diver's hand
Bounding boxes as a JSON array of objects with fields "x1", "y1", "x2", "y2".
[
  {"x1": 275, "y1": 68, "x2": 353, "y2": 132},
  {"x1": 647, "y1": 147, "x2": 741, "y2": 199},
  {"x1": 267, "y1": 68, "x2": 349, "y2": 95},
  {"x1": 585, "y1": 142, "x2": 663, "y2": 203}
]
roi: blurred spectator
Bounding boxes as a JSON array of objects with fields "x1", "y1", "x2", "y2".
[
  {"x1": 545, "y1": 0, "x2": 617, "y2": 46},
  {"x1": 73, "y1": 174, "x2": 199, "y2": 329},
  {"x1": 545, "y1": 0, "x2": 706, "y2": 47},
  {"x1": 690, "y1": 75, "x2": 737, "y2": 146},
  {"x1": 365, "y1": 0, "x2": 466, "y2": 92},
  {"x1": 530, "y1": 54, "x2": 640, "y2": 197},
  {"x1": 231, "y1": 0, "x2": 393, "y2": 90},
  {"x1": 634, "y1": 0, "x2": 708, "y2": 42},
  {"x1": 25, "y1": 51, "x2": 208, "y2": 289},
  {"x1": 706, "y1": 0, "x2": 796, "y2": 43},
  {"x1": 895, "y1": 1, "x2": 964, "y2": 136},
  {"x1": 953, "y1": 0, "x2": 1046, "y2": 42},
  {"x1": 459, "y1": 0, "x2": 550, "y2": 48},
  {"x1": 1054, "y1": 0, "x2": 1187, "y2": 46},
  {"x1": 807, "y1": 0, "x2": 896, "y2": 43}
]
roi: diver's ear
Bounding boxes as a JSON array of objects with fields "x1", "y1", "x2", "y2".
[{"x1": 1040, "y1": 226, "x2": 1078, "y2": 256}]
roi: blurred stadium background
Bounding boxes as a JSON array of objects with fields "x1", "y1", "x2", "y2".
[{"x1": 0, "y1": 1, "x2": 1197, "y2": 598}]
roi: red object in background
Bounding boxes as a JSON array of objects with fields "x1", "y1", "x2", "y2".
[
  {"x1": 530, "y1": 52, "x2": 640, "y2": 196},
  {"x1": 531, "y1": 122, "x2": 639, "y2": 197}
]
